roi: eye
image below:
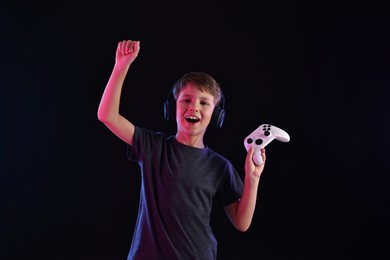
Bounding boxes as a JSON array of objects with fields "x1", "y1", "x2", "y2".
[
  {"x1": 179, "y1": 98, "x2": 191, "y2": 103},
  {"x1": 200, "y1": 101, "x2": 209, "y2": 106}
]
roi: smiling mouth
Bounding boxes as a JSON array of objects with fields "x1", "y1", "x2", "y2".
[{"x1": 185, "y1": 116, "x2": 200, "y2": 123}]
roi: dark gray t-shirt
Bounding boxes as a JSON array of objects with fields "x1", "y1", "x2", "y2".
[{"x1": 127, "y1": 126, "x2": 244, "y2": 260}]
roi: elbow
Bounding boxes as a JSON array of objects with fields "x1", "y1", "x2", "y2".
[
  {"x1": 97, "y1": 109, "x2": 111, "y2": 124},
  {"x1": 97, "y1": 106, "x2": 104, "y2": 121},
  {"x1": 98, "y1": 115, "x2": 112, "y2": 126},
  {"x1": 97, "y1": 111, "x2": 105, "y2": 122},
  {"x1": 97, "y1": 103, "x2": 111, "y2": 123},
  {"x1": 97, "y1": 105, "x2": 119, "y2": 124},
  {"x1": 236, "y1": 223, "x2": 251, "y2": 233},
  {"x1": 232, "y1": 218, "x2": 251, "y2": 232}
]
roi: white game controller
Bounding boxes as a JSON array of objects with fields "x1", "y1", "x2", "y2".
[{"x1": 244, "y1": 124, "x2": 290, "y2": 165}]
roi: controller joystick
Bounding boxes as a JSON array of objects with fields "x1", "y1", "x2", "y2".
[{"x1": 244, "y1": 124, "x2": 290, "y2": 165}]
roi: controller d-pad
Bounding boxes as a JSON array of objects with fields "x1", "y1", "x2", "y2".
[{"x1": 255, "y1": 139, "x2": 263, "y2": 145}]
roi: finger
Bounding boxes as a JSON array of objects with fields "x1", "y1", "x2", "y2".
[
  {"x1": 121, "y1": 40, "x2": 128, "y2": 54},
  {"x1": 118, "y1": 40, "x2": 123, "y2": 54},
  {"x1": 117, "y1": 41, "x2": 122, "y2": 53},
  {"x1": 129, "y1": 42, "x2": 136, "y2": 53},
  {"x1": 247, "y1": 145, "x2": 254, "y2": 157},
  {"x1": 246, "y1": 146, "x2": 255, "y2": 165},
  {"x1": 261, "y1": 149, "x2": 266, "y2": 163},
  {"x1": 121, "y1": 40, "x2": 127, "y2": 54},
  {"x1": 131, "y1": 40, "x2": 140, "y2": 53},
  {"x1": 125, "y1": 40, "x2": 133, "y2": 54}
]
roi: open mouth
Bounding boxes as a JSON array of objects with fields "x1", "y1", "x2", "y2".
[{"x1": 185, "y1": 116, "x2": 200, "y2": 123}]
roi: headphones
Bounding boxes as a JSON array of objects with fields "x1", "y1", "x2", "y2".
[{"x1": 164, "y1": 88, "x2": 226, "y2": 128}]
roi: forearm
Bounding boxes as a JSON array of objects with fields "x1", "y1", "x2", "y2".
[
  {"x1": 97, "y1": 63, "x2": 130, "y2": 122},
  {"x1": 235, "y1": 175, "x2": 260, "y2": 232}
]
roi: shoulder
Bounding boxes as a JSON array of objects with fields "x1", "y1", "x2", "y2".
[
  {"x1": 132, "y1": 126, "x2": 171, "y2": 152},
  {"x1": 134, "y1": 126, "x2": 168, "y2": 141}
]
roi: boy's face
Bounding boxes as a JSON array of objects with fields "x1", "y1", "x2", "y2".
[{"x1": 175, "y1": 84, "x2": 216, "y2": 138}]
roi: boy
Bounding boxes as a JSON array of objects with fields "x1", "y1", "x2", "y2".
[{"x1": 97, "y1": 39, "x2": 266, "y2": 260}]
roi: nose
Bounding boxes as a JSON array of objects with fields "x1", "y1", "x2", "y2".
[{"x1": 188, "y1": 102, "x2": 199, "y2": 112}]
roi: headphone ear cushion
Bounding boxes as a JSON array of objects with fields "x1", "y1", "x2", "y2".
[
  {"x1": 212, "y1": 106, "x2": 226, "y2": 128},
  {"x1": 164, "y1": 99, "x2": 175, "y2": 121},
  {"x1": 212, "y1": 92, "x2": 226, "y2": 128}
]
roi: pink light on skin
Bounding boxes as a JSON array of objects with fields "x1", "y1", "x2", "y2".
[{"x1": 174, "y1": 84, "x2": 216, "y2": 148}]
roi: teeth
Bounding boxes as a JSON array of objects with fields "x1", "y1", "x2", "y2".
[{"x1": 185, "y1": 116, "x2": 200, "y2": 123}]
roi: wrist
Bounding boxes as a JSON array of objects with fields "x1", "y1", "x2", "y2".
[{"x1": 245, "y1": 173, "x2": 261, "y2": 184}]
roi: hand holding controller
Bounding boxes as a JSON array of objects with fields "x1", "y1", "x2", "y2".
[{"x1": 244, "y1": 124, "x2": 290, "y2": 165}]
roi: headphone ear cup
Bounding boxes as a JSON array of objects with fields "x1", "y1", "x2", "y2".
[
  {"x1": 212, "y1": 106, "x2": 226, "y2": 128},
  {"x1": 212, "y1": 92, "x2": 226, "y2": 128},
  {"x1": 164, "y1": 99, "x2": 175, "y2": 121}
]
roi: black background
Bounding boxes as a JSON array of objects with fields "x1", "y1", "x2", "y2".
[{"x1": 1, "y1": 1, "x2": 389, "y2": 259}]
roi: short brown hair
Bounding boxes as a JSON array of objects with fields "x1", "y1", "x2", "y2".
[{"x1": 172, "y1": 72, "x2": 222, "y2": 106}]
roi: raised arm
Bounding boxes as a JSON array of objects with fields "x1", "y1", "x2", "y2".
[
  {"x1": 97, "y1": 40, "x2": 140, "y2": 145},
  {"x1": 224, "y1": 146, "x2": 266, "y2": 232}
]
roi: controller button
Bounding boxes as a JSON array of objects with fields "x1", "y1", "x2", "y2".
[
  {"x1": 247, "y1": 138, "x2": 253, "y2": 144},
  {"x1": 255, "y1": 139, "x2": 263, "y2": 145},
  {"x1": 264, "y1": 131, "x2": 271, "y2": 136}
]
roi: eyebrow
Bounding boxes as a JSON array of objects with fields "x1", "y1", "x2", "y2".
[{"x1": 179, "y1": 94, "x2": 213, "y2": 102}]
